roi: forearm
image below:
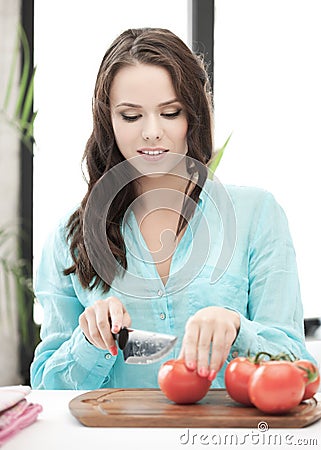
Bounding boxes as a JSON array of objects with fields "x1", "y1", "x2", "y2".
[{"x1": 228, "y1": 313, "x2": 312, "y2": 361}]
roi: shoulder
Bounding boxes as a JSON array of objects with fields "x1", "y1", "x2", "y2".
[
  {"x1": 202, "y1": 178, "x2": 278, "y2": 212},
  {"x1": 201, "y1": 179, "x2": 288, "y2": 235},
  {"x1": 226, "y1": 184, "x2": 278, "y2": 212}
]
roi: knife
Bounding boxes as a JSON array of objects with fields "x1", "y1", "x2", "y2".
[{"x1": 112, "y1": 327, "x2": 177, "y2": 364}]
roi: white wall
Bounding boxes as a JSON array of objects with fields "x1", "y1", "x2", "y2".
[{"x1": 214, "y1": 0, "x2": 321, "y2": 318}]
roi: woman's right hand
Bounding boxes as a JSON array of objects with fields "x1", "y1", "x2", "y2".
[{"x1": 79, "y1": 296, "x2": 131, "y2": 355}]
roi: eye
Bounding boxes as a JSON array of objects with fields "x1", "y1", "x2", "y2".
[
  {"x1": 161, "y1": 109, "x2": 182, "y2": 119},
  {"x1": 121, "y1": 114, "x2": 141, "y2": 122}
]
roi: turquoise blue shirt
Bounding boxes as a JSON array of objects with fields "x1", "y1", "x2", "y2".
[{"x1": 30, "y1": 180, "x2": 313, "y2": 389}]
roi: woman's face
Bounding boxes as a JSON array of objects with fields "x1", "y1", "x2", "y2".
[{"x1": 110, "y1": 63, "x2": 188, "y2": 175}]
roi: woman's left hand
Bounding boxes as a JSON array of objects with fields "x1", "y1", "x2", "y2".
[{"x1": 179, "y1": 306, "x2": 240, "y2": 381}]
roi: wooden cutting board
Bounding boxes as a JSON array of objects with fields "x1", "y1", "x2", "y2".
[{"x1": 69, "y1": 388, "x2": 321, "y2": 428}]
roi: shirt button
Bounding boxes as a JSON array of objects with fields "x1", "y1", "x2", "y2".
[
  {"x1": 105, "y1": 353, "x2": 112, "y2": 360},
  {"x1": 232, "y1": 351, "x2": 239, "y2": 358},
  {"x1": 159, "y1": 312, "x2": 166, "y2": 320},
  {"x1": 157, "y1": 289, "x2": 164, "y2": 297}
]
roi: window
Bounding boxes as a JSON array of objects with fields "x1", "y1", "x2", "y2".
[{"x1": 214, "y1": 0, "x2": 321, "y2": 317}]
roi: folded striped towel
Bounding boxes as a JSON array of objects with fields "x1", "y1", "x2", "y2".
[
  {"x1": 0, "y1": 385, "x2": 31, "y2": 413},
  {"x1": 0, "y1": 386, "x2": 42, "y2": 446}
]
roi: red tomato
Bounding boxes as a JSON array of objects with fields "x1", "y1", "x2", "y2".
[
  {"x1": 158, "y1": 359, "x2": 211, "y2": 404},
  {"x1": 293, "y1": 360, "x2": 320, "y2": 400},
  {"x1": 248, "y1": 361, "x2": 305, "y2": 414},
  {"x1": 224, "y1": 357, "x2": 258, "y2": 405}
]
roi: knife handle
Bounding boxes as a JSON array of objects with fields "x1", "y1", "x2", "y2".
[{"x1": 111, "y1": 327, "x2": 129, "y2": 350}]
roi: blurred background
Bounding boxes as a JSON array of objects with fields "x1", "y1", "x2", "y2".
[{"x1": 1, "y1": 0, "x2": 320, "y2": 386}]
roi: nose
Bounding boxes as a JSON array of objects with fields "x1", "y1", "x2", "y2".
[{"x1": 142, "y1": 117, "x2": 163, "y2": 141}]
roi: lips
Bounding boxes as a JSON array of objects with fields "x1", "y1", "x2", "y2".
[
  {"x1": 137, "y1": 148, "x2": 169, "y2": 155},
  {"x1": 137, "y1": 147, "x2": 169, "y2": 162}
]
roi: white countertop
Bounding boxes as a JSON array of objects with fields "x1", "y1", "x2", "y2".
[{"x1": 3, "y1": 390, "x2": 321, "y2": 450}]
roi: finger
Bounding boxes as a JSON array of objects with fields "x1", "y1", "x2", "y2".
[
  {"x1": 94, "y1": 301, "x2": 114, "y2": 349},
  {"x1": 83, "y1": 307, "x2": 108, "y2": 349},
  {"x1": 209, "y1": 327, "x2": 232, "y2": 375},
  {"x1": 108, "y1": 296, "x2": 127, "y2": 333},
  {"x1": 182, "y1": 318, "x2": 200, "y2": 370},
  {"x1": 222, "y1": 328, "x2": 236, "y2": 362},
  {"x1": 196, "y1": 327, "x2": 213, "y2": 378}
]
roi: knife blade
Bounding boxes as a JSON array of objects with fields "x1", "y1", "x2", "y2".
[{"x1": 113, "y1": 327, "x2": 177, "y2": 364}]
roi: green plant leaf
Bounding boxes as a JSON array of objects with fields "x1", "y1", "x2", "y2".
[
  {"x1": 26, "y1": 110, "x2": 37, "y2": 138},
  {"x1": 20, "y1": 67, "x2": 36, "y2": 130},
  {"x1": 14, "y1": 25, "x2": 30, "y2": 120},
  {"x1": 2, "y1": 23, "x2": 37, "y2": 149},
  {"x1": 0, "y1": 226, "x2": 35, "y2": 344},
  {"x1": 0, "y1": 256, "x2": 35, "y2": 344},
  {"x1": 208, "y1": 132, "x2": 232, "y2": 180}
]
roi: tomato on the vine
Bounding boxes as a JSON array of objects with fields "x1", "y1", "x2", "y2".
[
  {"x1": 224, "y1": 357, "x2": 258, "y2": 405},
  {"x1": 248, "y1": 361, "x2": 305, "y2": 414},
  {"x1": 158, "y1": 359, "x2": 211, "y2": 404},
  {"x1": 293, "y1": 359, "x2": 320, "y2": 400}
]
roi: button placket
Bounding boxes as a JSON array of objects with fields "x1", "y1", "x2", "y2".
[{"x1": 154, "y1": 286, "x2": 171, "y2": 331}]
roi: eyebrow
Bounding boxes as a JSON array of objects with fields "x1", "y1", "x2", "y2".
[{"x1": 115, "y1": 98, "x2": 179, "y2": 108}]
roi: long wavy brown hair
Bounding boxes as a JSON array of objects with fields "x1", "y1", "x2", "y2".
[{"x1": 64, "y1": 28, "x2": 213, "y2": 292}]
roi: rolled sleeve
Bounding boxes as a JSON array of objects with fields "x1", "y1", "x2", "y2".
[{"x1": 30, "y1": 219, "x2": 117, "y2": 389}]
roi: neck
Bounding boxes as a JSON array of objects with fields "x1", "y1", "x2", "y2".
[
  {"x1": 132, "y1": 172, "x2": 197, "y2": 222},
  {"x1": 135, "y1": 172, "x2": 190, "y2": 195}
]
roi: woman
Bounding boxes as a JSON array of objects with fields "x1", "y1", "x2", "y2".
[{"x1": 31, "y1": 28, "x2": 313, "y2": 389}]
